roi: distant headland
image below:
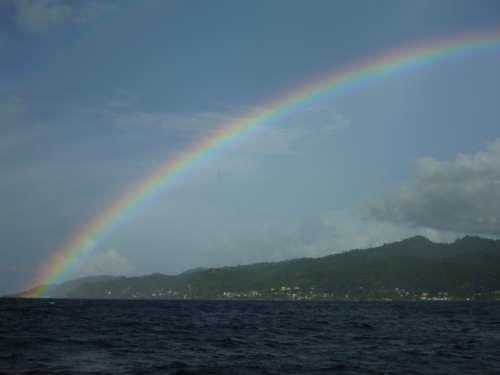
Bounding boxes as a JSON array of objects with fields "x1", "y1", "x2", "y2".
[{"x1": 11, "y1": 235, "x2": 500, "y2": 301}]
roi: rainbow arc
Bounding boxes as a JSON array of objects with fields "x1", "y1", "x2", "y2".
[{"x1": 28, "y1": 28, "x2": 500, "y2": 297}]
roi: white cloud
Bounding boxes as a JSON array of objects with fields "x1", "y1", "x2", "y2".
[
  {"x1": 8, "y1": 0, "x2": 113, "y2": 33},
  {"x1": 235, "y1": 105, "x2": 350, "y2": 155},
  {"x1": 73, "y1": 248, "x2": 136, "y2": 277},
  {"x1": 317, "y1": 209, "x2": 460, "y2": 253},
  {"x1": 227, "y1": 208, "x2": 460, "y2": 263},
  {"x1": 113, "y1": 110, "x2": 232, "y2": 135},
  {"x1": 13, "y1": 0, "x2": 73, "y2": 32},
  {"x1": 262, "y1": 209, "x2": 453, "y2": 260},
  {"x1": 112, "y1": 105, "x2": 349, "y2": 156},
  {"x1": 369, "y1": 139, "x2": 500, "y2": 235}
]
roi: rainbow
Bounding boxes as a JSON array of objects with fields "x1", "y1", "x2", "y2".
[{"x1": 27, "y1": 28, "x2": 500, "y2": 297}]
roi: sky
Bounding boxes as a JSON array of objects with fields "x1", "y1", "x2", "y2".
[{"x1": 1, "y1": 0, "x2": 500, "y2": 294}]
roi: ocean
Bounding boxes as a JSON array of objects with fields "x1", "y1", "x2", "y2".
[{"x1": 1, "y1": 299, "x2": 499, "y2": 374}]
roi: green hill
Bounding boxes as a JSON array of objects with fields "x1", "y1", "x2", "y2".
[{"x1": 16, "y1": 236, "x2": 500, "y2": 300}]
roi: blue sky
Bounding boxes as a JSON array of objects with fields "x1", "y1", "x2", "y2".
[{"x1": 1, "y1": 0, "x2": 500, "y2": 294}]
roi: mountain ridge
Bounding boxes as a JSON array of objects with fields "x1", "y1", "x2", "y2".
[{"x1": 12, "y1": 235, "x2": 500, "y2": 300}]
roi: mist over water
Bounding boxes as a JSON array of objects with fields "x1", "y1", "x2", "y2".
[{"x1": 1, "y1": 299, "x2": 500, "y2": 374}]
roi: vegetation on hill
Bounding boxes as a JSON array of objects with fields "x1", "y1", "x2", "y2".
[{"x1": 16, "y1": 236, "x2": 500, "y2": 300}]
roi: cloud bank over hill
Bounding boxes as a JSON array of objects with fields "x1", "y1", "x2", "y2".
[{"x1": 369, "y1": 139, "x2": 500, "y2": 235}]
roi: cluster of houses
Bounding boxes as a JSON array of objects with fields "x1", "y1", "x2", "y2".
[
  {"x1": 219, "y1": 286, "x2": 335, "y2": 300},
  {"x1": 100, "y1": 286, "x2": 497, "y2": 300}
]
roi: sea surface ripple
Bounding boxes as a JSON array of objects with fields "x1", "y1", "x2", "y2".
[{"x1": 1, "y1": 299, "x2": 500, "y2": 374}]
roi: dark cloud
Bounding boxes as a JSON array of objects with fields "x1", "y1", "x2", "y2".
[{"x1": 369, "y1": 140, "x2": 500, "y2": 235}]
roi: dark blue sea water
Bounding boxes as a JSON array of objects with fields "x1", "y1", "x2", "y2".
[{"x1": 1, "y1": 299, "x2": 500, "y2": 374}]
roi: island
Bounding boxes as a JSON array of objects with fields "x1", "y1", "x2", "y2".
[{"x1": 14, "y1": 235, "x2": 500, "y2": 301}]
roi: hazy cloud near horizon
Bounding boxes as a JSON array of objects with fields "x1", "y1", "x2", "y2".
[
  {"x1": 369, "y1": 139, "x2": 500, "y2": 235},
  {"x1": 73, "y1": 248, "x2": 136, "y2": 277}
]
